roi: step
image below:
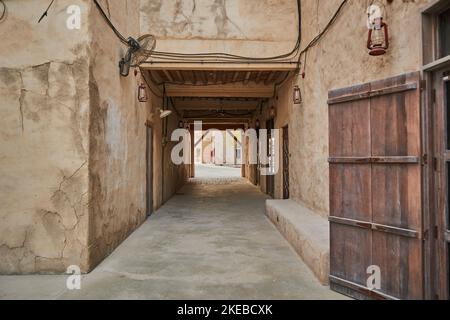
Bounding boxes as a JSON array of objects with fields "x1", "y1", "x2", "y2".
[{"x1": 265, "y1": 199, "x2": 329, "y2": 284}]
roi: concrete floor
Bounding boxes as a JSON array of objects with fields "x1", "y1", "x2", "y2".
[
  {"x1": 0, "y1": 179, "x2": 345, "y2": 300},
  {"x1": 195, "y1": 163, "x2": 242, "y2": 179}
]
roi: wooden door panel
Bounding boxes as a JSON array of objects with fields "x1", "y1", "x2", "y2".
[
  {"x1": 329, "y1": 72, "x2": 423, "y2": 300},
  {"x1": 372, "y1": 232, "x2": 423, "y2": 299},
  {"x1": 372, "y1": 165, "x2": 422, "y2": 230},
  {"x1": 371, "y1": 94, "x2": 421, "y2": 156},
  {"x1": 330, "y1": 224, "x2": 372, "y2": 286},
  {"x1": 330, "y1": 164, "x2": 371, "y2": 221},
  {"x1": 329, "y1": 99, "x2": 370, "y2": 157}
]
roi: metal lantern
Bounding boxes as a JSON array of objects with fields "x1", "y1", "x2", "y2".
[
  {"x1": 138, "y1": 83, "x2": 148, "y2": 102},
  {"x1": 367, "y1": 17, "x2": 389, "y2": 56},
  {"x1": 293, "y1": 85, "x2": 302, "y2": 104}
]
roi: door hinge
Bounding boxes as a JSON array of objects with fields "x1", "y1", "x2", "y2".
[
  {"x1": 423, "y1": 229, "x2": 429, "y2": 240},
  {"x1": 420, "y1": 79, "x2": 427, "y2": 90},
  {"x1": 422, "y1": 154, "x2": 428, "y2": 165},
  {"x1": 433, "y1": 157, "x2": 438, "y2": 171},
  {"x1": 433, "y1": 225, "x2": 439, "y2": 239}
]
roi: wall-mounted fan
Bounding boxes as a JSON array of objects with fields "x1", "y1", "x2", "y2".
[{"x1": 119, "y1": 34, "x2": 156, "y2": 77}]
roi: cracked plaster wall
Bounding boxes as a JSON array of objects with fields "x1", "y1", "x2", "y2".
[
  {"x1": 0, "y1": 0, "x2": 91, "y2": 273},
  {"x1": 0, "y1": 0, "x2": 188, "y2": 274}
]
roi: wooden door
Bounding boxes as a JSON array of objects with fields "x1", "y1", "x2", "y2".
[
  {"x1": 433, "y1": 68, "x2": 450, "y2": 299},
  {"x1": 328, "y1": 72, "x2": 424, "y2": 300},
  {"x1": 283, "y1": 125, "x2": 290, "y2": 199}
]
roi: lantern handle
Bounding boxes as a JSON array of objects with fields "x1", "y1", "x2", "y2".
[
  {"x1": 367, "y1": 29, "x2": 373, "y2": 50},
  {"x1": 383, "y1": 22, "x2": 389, "y2": 50}
]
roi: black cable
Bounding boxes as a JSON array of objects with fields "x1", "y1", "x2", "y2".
[
  {"x1": 141, "y1": 70, "x2": 163, "y2": 99},
  {"x1": 93, "y1": 0, "x2": 129, "y2": 45},
  {"x1": 299, "y1": 0, "x2": 348, "y2": 57},
  {"x1": 38, "y1": 0, "x2": 55, "y2": 23},
  {"x1": 272, "y1": 71, "x2": 291, "y2": 98},
  {"x1": 93, "y1": 0, "x2": 302, "y2": 63}
]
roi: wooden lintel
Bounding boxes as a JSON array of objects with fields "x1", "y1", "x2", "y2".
[
  {"x1": 141, "y1": 62, "x2": 298, "y2": 71},
  {"x1": 165, "y1": 83, "x2": 274, "y2": 98}
]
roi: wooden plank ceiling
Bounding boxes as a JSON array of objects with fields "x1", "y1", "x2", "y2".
[
  {"x1": 145, "y1": 69, "x2": 291, "y2": 123},
  {"x1": 147, "y1": 69, "x2": 290, "y2": 98}
]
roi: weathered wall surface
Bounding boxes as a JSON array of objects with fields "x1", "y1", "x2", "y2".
[
  {"x1": 290, "y1": 0, "x2": 433, "y2": 217},
  {"x1": 0, "y1": 0, "x2": 188, "y2": 274},
  {"x1": 140, "y1": 0, "x2": 298, "y2": 57},
  {"x1": 87, "y1": 0, "x2": 187, "y2": 269},
  {"x1": 87, "y1": 0, "x2": 147, "y2": 268},
  {"x1": 0, "y1": 0, "x2": 91, "y2": 273}
]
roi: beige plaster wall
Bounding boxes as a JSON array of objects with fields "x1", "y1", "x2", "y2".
[
  {"x1": 0, "y1": 0, "x2": 188, "y2": 274},
  {"x1": 290, "y1": 0, "x2": 433, "y2": 217},
  {"x1": 87, "y1": 0, "x2": 188, "y2": 269},
  {"x1": 140, "y1": 0, "x2": 298, "y2": 58},
  {"x1": 0, "y1": 0, "x2": 91, "y2": 273},
  {"x1": 87, "y1": 0, "x2": 148, "y2": 268}
]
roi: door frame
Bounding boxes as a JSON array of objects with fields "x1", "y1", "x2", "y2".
[
  {"x1": 282, "y1": 125, "x2": 290, "y2": 199},
  {"x1": 266, "y1": 119, "x2": 275, "y2": 198},
  {"x1": 422, "y1": 0, "x2": 450, "y2": 299},
  {"x1": 424, "y1": 64, "x2": 450, "y2": 300},
  {"x1": 145, "y1": 122, "x2": 153, "y2": 217}
]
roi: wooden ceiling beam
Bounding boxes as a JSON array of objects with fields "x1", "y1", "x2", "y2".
[
  {"x1": 174, "y1": 99, "x2": 259, "y2": 111},
  {"x1": 232, "y1": 71, "x2": 240, "y2": 82},
  {"x1": 200, "y1": 71, "x2": 208, "y2": 85},
  {"x1": 141, "y1": 62, "x2": 298, "y2": 71},
  {"x1": 191, "y1": 71, "x2": 197, "y2": 85},
  {"x1": 165, "y1": 83, "x2": 274, "y2": 98},
  {"x1": 175, "y1": 70, "x2": 184, "y2": 82},
  {"x1": 162, "y1": 70, "x2": 174, "y2": 82},
  {"x1": 244, "y1": 72, "x2": 252, "y2": 85},
  {"x1": 189, "y1": 123, "x2": 246, "y2": 131},
  {"x1": 265, "y1": 71, "x2": 280, "y2": 85}
]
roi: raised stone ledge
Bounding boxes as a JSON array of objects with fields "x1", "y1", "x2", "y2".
[{"x1": 265, "y1": 199, "x2": 329, "y2": 285}]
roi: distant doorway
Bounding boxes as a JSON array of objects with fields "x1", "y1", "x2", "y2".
[{"x1": 193, "y1": 129, "x2": 243, "y2": 180}]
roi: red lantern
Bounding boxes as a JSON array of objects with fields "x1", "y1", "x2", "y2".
[
  {"x1": 138, "y1": 83, "x2": 148, "y2": 102},
  {"x1": 367, "y1": 17, "x2": 389, "y2": 56}
]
